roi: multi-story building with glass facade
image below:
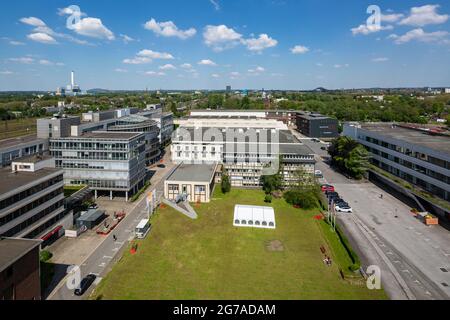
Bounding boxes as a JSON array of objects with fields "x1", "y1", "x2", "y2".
[
  {"x1": 49, "y1": 131, "x2": 147, "y2": 201},
  {"x1": 344, "y1": 122, "x2": 450, "y2": 201}
]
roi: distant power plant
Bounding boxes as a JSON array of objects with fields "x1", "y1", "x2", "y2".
[{"x1": 56, "y1": 70, "x2": 84, "y2": 96}]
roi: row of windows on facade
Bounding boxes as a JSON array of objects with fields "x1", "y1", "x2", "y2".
[
  {"x1": 0, "y1": 175, "x2": 63, "y2": 211},
  {"x1": 168, "y1": 185, "x2": 207, "y2": 193},
  {"x1": 368, "y1": 147, "x2": 450, "y2": 185},
  {"x1": 363, "y1": 136, "x2": 450, "y2": 170},
  {"x1": 1, "y1": 200, "x2": 64, "y2": 238},
  {"x1": 52, "y1": 151, "x2": 131, "y2": 161},
  {"x1": 0, "y1": 188, "x2": 63, "y2": 227},
  {"x1": 1, "y1": 144, "x2": 45, "y2": 162},
  {"x1": 50, "y1": 142, "x2": 131, "y2": 150}
]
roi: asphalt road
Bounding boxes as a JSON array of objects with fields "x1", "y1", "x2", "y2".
[
  {"x1": 299, "y1": 137, "x2": 450, "y2": 300},
  {"x1": 48, "y1": 163, "x2": 178, "y2": 300}
]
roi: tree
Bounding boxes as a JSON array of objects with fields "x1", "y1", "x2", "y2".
[
  {"x1": 221, "y1": 173, "x2": 231, "y2": 193},
  {"x1": 446, "y1": 115, "x2": 450, "y2": 127},
  {"x1": 329, "y1": 136, "x2": 370, "y2": 179},
  {"x1": 261, "y1": 173, "x2": 282, "y2": 194}
]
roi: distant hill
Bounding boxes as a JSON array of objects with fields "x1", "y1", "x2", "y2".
[{"x1": 87, "y1": 88, "x2": 111, "y2": 94}]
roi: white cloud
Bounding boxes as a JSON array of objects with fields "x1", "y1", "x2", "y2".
[
  {"x1": 381, "y1": 13, "x2": 404, "y2": 23},
  {"x1": 20, "y1": 17, "x2": 46, "y2": 27},
  {"x1": 144, "y1": 18, "x2": 196, "y2": 40},
  {"x1": 38, "y1": 59, "x2": 64, "y2": 66},
  {"x1": 209, "y1": 0, "x2": 220, "y2": 11},
  {"x1": 123, "y1": 49, "x2": 174, "y2": 64},
  {"x1": 180, "y1": 63, "x2": 193, "y2": 69},
  {"x1": 27, "y1": 32, "x2": 57, "y2": 44},
  {"x1": 290, "y1": 45, "x2": 309, "y2": 54},
  {"x1": 351, "y1": 24, "x2": 393, "y2": 35},
  {"x1": 8, "y1": 57, "x2": 34, "y2": 64},
  {"x1": 211, "y1": 73, "x2": 220, "y2": 78},
  {"x1": 71, "y1": 17, "x2": 115, "y2": 40},
  {"x1": 388, "y1": 28, "x2": 449, "y2": 44},
  {"x1": 243, "y1": 34, "x2": 278, "y2": 52},
  {"x1": 120, "y1": 34, "x2": 136, "y2": 43},
  {"x1": 372, "y1": 57, "x2": 389, "y2": 62},
  {"x1": 159, "y1": 64, "x2": 176, "y2": 70},
  {"x1": 248, "y1": 66, "x2": 265, "y2": 75},
  {"x1": 316, "y1": 63, "x2": 323, "y2": 67},
  {"x1": 20, "y1": 15, "x2": 91, "y2": 45},
  {"x1": 57, "y1": 6, "x2": 86, "y2": 17},
  {"x1": 203, "y1": 25, "x2": 242, "y2": 51},
  {"x1": 334, "y1": 64, "x2": 350, "y2": 68},
  {"x1": 230, "y1": 71, "x2": 240, "y2": 79},
  {"x1": 9, "y1": 41, "x2": 25, "y2": 46},
  {"x1": 144, "y1": 71, "x2": 166, "y2": 76},
  {"x1": 0, "y1": 71, "x2": 14, "y2": 75},
  {"x1": 114, "y1": 68, "x2": 128, "y2": 73},
  {"x1": 198, "y1": 59, "x2": 217, "y2": 66},
  {"x1": 399, "y1": 5, "x2": 449, "y2": 27}
]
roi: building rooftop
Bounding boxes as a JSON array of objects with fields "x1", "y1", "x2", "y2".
[
  {"x1": 0, "y1": 238, "x2": 42, "y2": 272},
  {"x1": 0, "y1": 167, "x2": 62, "y2": 197},
  {"x1": 297, "y1": 112, "x2": 332, "y2": 120},
  {"x1": 167, "y1": 163, "x2": 217, "y2": 183},
  {"x1": 358, "y1": 123, "x2": 450, "y2": 155},
  {"x1": 0, "y1": 135, "x2": 45, "y2": 150},
  {"x1": 13, "y1": 153, "x2": 53, "y2": 164},
  {"x1": 59, "y1": 131, "x2": 143, "y2": 140}
]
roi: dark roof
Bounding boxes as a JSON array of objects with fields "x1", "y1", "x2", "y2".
[
  {"x1": 76, "y1": 209, "x2": 105, "y2": 222},
  {"x1": 0, "y1": 135, "x2": 45, "y2": 150},
  {"x1": 0, "y1": 167, "x2": 63, "y2": 197},
  {"x1": 13, "y1": 153, "x2": 53, "y2": 164},
  {"x1": 0, "y1": 238, "x2": 41, "y2": 272},
  {"x1": 167, "y1": 163, "x2": 217, "y2": 183}
]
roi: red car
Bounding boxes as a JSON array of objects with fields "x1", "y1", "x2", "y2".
[{"x1": 321, "y1": 185, "x2": 335, "y2": 193}]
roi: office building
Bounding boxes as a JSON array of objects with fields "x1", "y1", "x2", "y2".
[
  {"x1": 49, "y1": 131, "x2": 147, "y2": 201},
  {"x1": 0, "y1": 237, "x2": 42, "y2": 300},
  {"x1": 37, "y1": 115, "x2": 81, "y2": 139},
  {"x1": 296, "y1": 112, "x2": 339, "y2": 139},
  {"x1": 0, "y1": 155, "x2": 67, "y2": 239},
  {"x1": 171, "y1": 117, "x2": 315, "y2": 187},
  {"x1": 0, "y1": 135, "x2": 48, "y2": 168},
  {"x1": 344, "y1": 122, "x2": 450, "y2": 201}
]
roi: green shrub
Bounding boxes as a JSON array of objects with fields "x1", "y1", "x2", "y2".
[
  {"x1": 221, "y1": 174, "x2": 231, "y2": 193},
  {"x1": 39, "y1": 250, "x2": 53, "y2": 262},
  {"x1": 284, "y1": 190, "x2": 317, "y2": 210},
  {"x1": 264, "y1": 195, "x2": 273, "y2": 203}
]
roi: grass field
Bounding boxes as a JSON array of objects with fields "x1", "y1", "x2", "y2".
[
  {"x1": 92, "y1": 189, "x2": 387, "y2": 300},
  {"x1": 0, "y1": 118, "x2": 37, "y2": 140}
]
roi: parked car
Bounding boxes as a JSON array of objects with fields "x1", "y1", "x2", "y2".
[
  {"x1": 315, "y1": 170, "x2": 323, "y2": 178},
  {"x1": 321, "y1": 146, "x2": 327, "y2": 151},
  {"x1": 326, "y1": 191, "x2": 339, "y2": 198},
  {"x1": 74, "y1": 274, "x2": 97, "y2": 296},
  {"x1": 335, "y1": 205, "x2": 353, "y2": 213},
  {"x1": 157, "y1": 164, "x2": 166, "y2": 168},
  {"x1": 321, "y1": 184, "x2": 335, "y2": 193},
  {"x1": 88, "y1": 204, "x2": 98, "y2": 210}
]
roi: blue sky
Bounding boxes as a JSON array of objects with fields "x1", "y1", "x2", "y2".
[{"x1": 0, "y1": 0, "x2": 449, "y2": 91}]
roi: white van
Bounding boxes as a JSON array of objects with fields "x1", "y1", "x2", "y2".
[{"x1": 135, "y1": 219, "x2": 152, "y2": 239}]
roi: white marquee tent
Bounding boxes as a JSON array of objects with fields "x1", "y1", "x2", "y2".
[{"x1": 233, "y1": 205, "x2": 276, "y2": 229}]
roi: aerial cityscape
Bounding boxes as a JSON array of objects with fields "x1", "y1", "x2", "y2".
[{"x1": 0, "y1": 0, "x2": 449, "y2": 312}]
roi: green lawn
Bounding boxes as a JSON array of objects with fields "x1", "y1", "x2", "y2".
[{"x1": 92, "y1": 189, "x2": 387, "y2": 300}]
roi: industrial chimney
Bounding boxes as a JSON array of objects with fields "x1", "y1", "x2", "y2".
[{"x1": 71, "y1": 71, "x2": 75, "y2": 89}]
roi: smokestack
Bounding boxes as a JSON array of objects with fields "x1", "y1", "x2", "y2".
[{"x1": 71, "y1": 71, "x2": 75, "y2": 88}]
